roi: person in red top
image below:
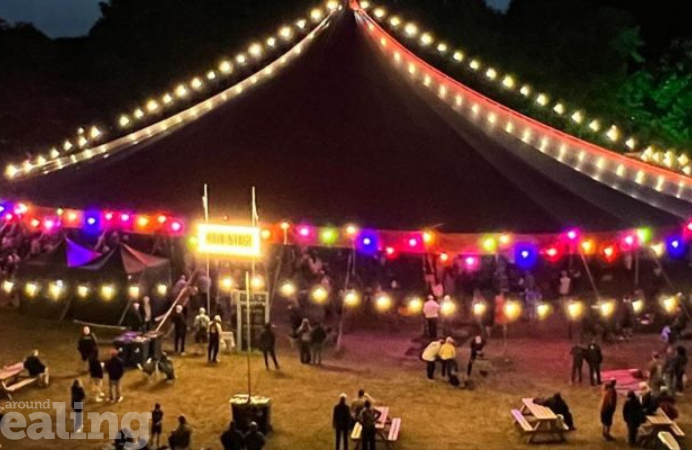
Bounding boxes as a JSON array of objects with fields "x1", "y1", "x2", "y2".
[{"x1": 600, "y1": 379, "x2": 617, "y2": 441}]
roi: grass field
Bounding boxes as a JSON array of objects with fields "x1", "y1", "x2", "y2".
[{"x1": 0, "y1": 309, "x2": 689, "y2": 449}]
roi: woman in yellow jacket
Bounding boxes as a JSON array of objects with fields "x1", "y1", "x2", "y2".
[{"x1": 439, "y1": 337, "x2": 457, "y2": 377}]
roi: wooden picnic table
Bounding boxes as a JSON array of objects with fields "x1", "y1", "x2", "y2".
[
  {"x1": 0, "y1": 363, "x2": 24, "y2": 382},
  {"x1": 351, "y1": 405, "x2": 402, "y2": 450},
  {"x1": 0, "y1": 362, "x2": 36, "y2": 401},
  {"x1": 640, "y1": 409, "x2": 684, "y2": 447},
  {"x1": 511, "y1": 398, "x2": 567, "y2": 444}
]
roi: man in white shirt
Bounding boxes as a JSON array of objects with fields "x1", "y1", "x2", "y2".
[
  {"x1": 559, "y1": 271, "x2": 571, "y2": 298},
  {"x1": 423, "y1": 295, "x2": 440, "y2": 339}
]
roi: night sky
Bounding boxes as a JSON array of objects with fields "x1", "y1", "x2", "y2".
[{"x1": 0, "y1": 0, "x2": 512, "y2": 38}]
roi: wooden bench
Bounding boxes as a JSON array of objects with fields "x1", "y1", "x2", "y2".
[
  {"x1": 511, "y1": 409, "x2": 535, "y2": 433},
  {"x1": 387, "y1": 417, "x2": 401, "y2": 442},
  {"x1": 670, "y1": 422, "x2": 685, "y2": 438},
  {"x1": 351, "y1": 422, "x2": 362, "y2": 441},
  {"x1": 351, "y1": 418, "x2": 402, "y2": 449},
  {"x1": 1, "y1": 377, "x2": 38, "y2": 400},
  {"x1": 658, "y1": 431, "x2": 681, "y2": 450}
]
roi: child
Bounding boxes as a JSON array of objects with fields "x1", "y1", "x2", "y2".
[{"x1": 151, "y1": 403, "x2": 164, "y2": 448}]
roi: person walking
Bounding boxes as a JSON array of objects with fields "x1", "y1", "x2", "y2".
[
  {"x1": 208, "y1": 315, "x2": 223, "y2": 363},
  {"x1": 333, "y1": 394, "x2": 351, "y2": 450},
  {"x1": 88, "y1": 351, "x2": 104, "y2": 401},
  {"x1": 466, "y1": 335, "x2": 486, "y2": 377},
  {"x1": 296, "y1": 319, "x2": 312, "y2": 364},
  {"x1": 151, "y1": 403, "x2": 164, "y2": 449},
  {"x1": 423, "y1": 296, "x2": 440, "y2": 339},
  {"x1": 357, "y1": 401, "x2": 381, "y2": 450},
  {"x1": 172, "y1": 305, "x2": 187, "y2": 355},
  {"x1": 422, "y1": 339, "x2": 443, "y2": 380},
  {"x1": 193, "y1": 308, "x2": 210, "y2": 356},
  {"x1": 311, "y1": 322, "x2": 327, "y2": 365},
  {"x1": 570, "y1": 344, "x2": 585, "y2": 384},
  {"x1": 622, "y1": 390, "x2": 645, "y2": 446},
  {"x1": 259, "y1": 323, "x2": 280, "y2": 370},
  {"x1": 77, "y1": 326, "x2": 98, "y2": 372},
  {"x1": 71, "y1": 379, "x2": 86, "y2": 433},
  {"x1": 586, "y1": 339, "x2": 603, "y2": 386},
  {"x1": 600, "y1": 379, "x2": 617, "y2": 441},
  {"x1": 104, "y1": 349, "x2": 125, "y2": 403},
  {"x1": 439, "y1": 337, "x2": 457, "y2": 378}
]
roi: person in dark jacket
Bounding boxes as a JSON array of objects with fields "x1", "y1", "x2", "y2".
[
  {"x1": 126, "y1": 302, "x2": 145, "y2": 332},
  {"x1": 357, "y1": 401, "x2": 381, "y2": 450},
  {"x1": 674, "y1": 345, "x2": 688, "y2": 393},
  {"x1": 88, "y1": 352, "x2": 104, "y2": 400},
  {"x1": 570, "y1": 344, "x2": 584, "y2": 384},
  {"x1": 172, "y1": 305, "x2": 187, "y2": 355},
  {"x1": 77, "y1": 326, "x2": 98, "y2": 372},
  {"x1": 622, "y1": 390, "x2": 645, "y2": 446},
  {"x1": 466, "y1": 335, "x2": 485, "y2": 377},
  {"x1": 244, "y1": 422, "x2": 266, "y2": 450},
  {"x1": 104, "y1": 350, "x2": 125, "y2": 403},
  {"x1": 639, "y1": 382, "x2": 658, "y2": 415},
  {"x1": 333, "y1": 394, "x2": 352, "y2": 450},
  {"x1": 536, "y1": 393, "x2": 575, "y2": 430},
  {"x1": 311, "y1": 322, "x2": 328, "y2": 365},
  {"x1": 24, "y1": 349, "x2": 49, "y2": 385},
  {"x1": 168, "y1": 415, "x2": 191, "y2": 450},
  {"x1": 259, "y1": 323, "x2": 280, "y2": 370},
  {"x1": 600, "y1": 379, "x2": 617, "y2": 441},
  {"x1": 151, "y1": 403, "x2": 164, "y2": 449},
  {"x1": 586, "y1": 339, "x2": 603, "y2": 386},
  {"x1": 71, "y1": 379, "x2": 86, "y2": 433},
  {"x1": 220, "y1": 421, "x2": 244, "y2": 450}
]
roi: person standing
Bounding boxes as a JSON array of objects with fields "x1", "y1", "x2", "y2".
[
  {"x1": 351, "y1": 389, "x2": 376, "y2": 420},
  {"x1": 142, "y1": 296, "x2": 153, "y2": 332},
  {"x1": 88, "y1": 352, "x2": 104, "y2": 401},
  {"x1": 357, "y1": 401, "x2": 381, "y2": 450},
  {"x1": 193, "y1": 308, "x2": 210, "y2": 356},
  {"x1": 172, "y1": 305, "x2": 187, "y2": 355},
  {"x1": 151, "y1": 403, "x2": 164, "y2": 449},
  {"x1": 558, "y1": 271, "x2": 571, "y2": 298},
  {"x1": 600, "y1": 379, "x2": 617, "y2": 441},
  {"x1": 570, "y1": 344, "x2": 585, "y2": 384},
  {"x1": 674, "y1": 345, "x2": 688, "y2": 393},
  {"x1": 259, "y1": 323, "x2": 280, "y2": 370},
  {"x1": 126, "y1": 302, "x2": 144, "y2": 332},
  {"x1": 648, "y1": 352, "x2": 664, "y2": 394},
  {"x1": 423, "y1": 296, "x2": 440, "y2": 339},
  {"x1": 622, "y1": 390, "x2": 645, "y2": 446},
  {"x1": 208, "y1": 315, "x2": 223, "y2": 363},
  {"x1": 467, "y1": 335, "x2": 485, "y2": 377},
  {"x1": 586, "y1": 339, "x2": 603, "y2": 386},
  {"x1": 104, "y1": 349, "x2": 125, "y2": 403},
  {"x1": 296, "y1": 319, "x2": 312, "y2": 364},
  {"x1": 311, "y1": 322, "x2": 327, "y2": 365},
  {"x1": 77, "y1": 326, "x2": 98, "y2": 372},
  {"x1": 439, "y1": 337, "x2": 457, "y2": 378},
  {"x1": 422, "y1": 339, "x2": 443, "y2": 380},
  {"x1": 333, "y1": 394, "x2": 351, "y2": 450},
  {"x1": 71, "y1": 379, "x2": 86, "y2": 433},
  {"x1": 663, "y1": 346, "x2": 677, "y2": 394}
]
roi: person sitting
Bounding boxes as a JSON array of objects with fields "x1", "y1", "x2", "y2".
[
  {"x1": 535, "y1": 393, "x2": 575, "y2": 430},
  {"x1": 244, "y1": 422, "x2": 266, "y2": 450},
  {"x1": 168, "y1": 415, "x2": 191, "y2": 450},
  {"x1": 24, "y1": 349, "x2": 49, "y2": 386}
]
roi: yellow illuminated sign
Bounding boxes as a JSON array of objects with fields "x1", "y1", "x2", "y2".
[{"x1": 196, "y1": 223, "x2": 262, "y2": 258}]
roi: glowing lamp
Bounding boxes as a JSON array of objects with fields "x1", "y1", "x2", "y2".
[
  {"x1": 100, "y1": 284, "x2": 115, "y2": 301},
  {"x1": 119, "y1": 115, "x2": 131, "y2": 128},
  {"x1": 599, "y1": 300, "x2": 615, "y2": 318},
  {"x1": 104, "y1": 212, "x2": 114, "y2": 221},
  {"x1": 372, "y1": 7, "x2": 385, "y2": 19},
  {"x1": 408, "y1": 237, "x2": 419, "y2": 248},
  {"x1": 464, "y1": 256, "x2": 479, "y2": 270},
  {"x1": 360, "y1": 0, "x2": 370, "y2": 8},
  {"x1": 408, "y1": 297, "x2": 423, "y2": 314},
  {"x1": 504, "y1": 301, "x2": 523, "y2": 321},
  {"x1": 650, "y1": 242, "x2": 665, "y2": 258},
  {"x1": 137, "y1": 216, "x2": 150, "y2": 227},
  {"x1": 389, "y1": 16, "x2": 401, "y2": 27},
  {"x1": 128, "y1": 285, "x2": 141, "y2": 299},
  {"x1": 543, "y1": 244, "x2": 562, "y2": 263},
  {"x1": 67, "y1": 212, "x2": 78, "y2": 223},
  {"x1": 298, "y1": 225, "x2": 311, "y2": 238},
  {"x1": 14, "y1": 203, "x2": 28, "y2": 215},
  {"x1": 120, "y1": 213, "x2": 131, "y2": 223},
  {"x1": 221, "y1": 277, "x2": 234, "y2": 291},
  {"x1": 515, "y1": 243, "x2": 538, "y2": 269},
  {"x1": 311, "y1": 286, "x2": 329, "y2": 304},
  {"x1": 606, "y1": 125, "x2": 619, "y2": 142},
  {"x1": 565, "y1": 228, "x2": 580, "y2": 242},
  {"x1": 536, "y1": 302, "x2": 551, "y2": 320},
  {"x1": 279, "y1": 26, "x2": 292, "y2": 40},
  {"x1": 344, "y1": 290, "x2": 361, "y2": 307},
  {"x1": 440, "y1": 298, "x2": 457, "y2": 316},
  {"x1": 375, "y1": 293, "x2": 392, "y2": 312},
  {"x1": 661, "y1": 295, "x2": 679, "y2": 314},
  {"x1": 536, "y1": 93, "x2": 549, "y2": 106},
  {"x1": 146, "y1": 99, "x2": 159, "y2": 112},
  {"x1": 385, "y1": 246, "x2": 396, "y2": 258},
  {"x1": 553, "y1": 103, "x2": 565, "y2": 115},
  {"x1": 85, "y1": 216, "x2": 97, "y2": 227},
  {"x1": 499, "y1": 233, "x2": 512, "y2": 246},
  {"x1": 482, "y1": 237, "x2": 497, "y2": 253},
  {"x1": 4, "y1": 213, "x2": 14, "y2": 222},
  {"x1": 320, "y1": 228, "x2": 338, "y2": 245},
  {"x1": 279, "y1": 281, "x2": 296, "y2": 297},
  {"x1": 422, "y1": 231, "x2": 434, "y2": 244},
  {"x1": 326, "y1": 0, "x2": 339, "y2": 11},
  {"x1": 637, "y1": 227, "x2": 652, "y2": 244},
  {"x1": 469, "y1": 59, "x2": 481, "y2": 70},
  {"x1": 472, "y1": 301, "x2": 487, "y2": 317},
  {"x1": 570, "y1": 110, "x2": 583, "y2": 123},
  {"x1": 248, "y1": 43, "x2": 263, "y2": 58},
  {"x1": 155, "y1": 284, "x2": 168, "y2": 297},
  {"x1": 251, "y1": 275, "x2": 265, "y2": 290},
  {"x1": 190, "y1": 77, "x2": 203, "y2": 90},
  {"x1": 601, "y1": 244, "x2": 618, "y2": 263},
  {"x1": 452, "y1": 51, "x2": 464, "y2": 62},
  {"x1": 2, "y1": 280, "x2": 14, "y2": 294},
  {"x1": 485, "y1": 68, "x2": 497, "y2": 80},
  {"x1": 156, "y1": 215, "x2": 167, "y2": 225},
  {"x1": 296, "y1": 19, "x2": 307, "y2": 30},
  {"x1": 280, "y1": 221, "x2": 290, "y2": 231},
  {"x1": 206, "y1": 71, "x2": 216, "y2": 81},
  {"x1": 219, "y1": 60, "x2": 233, "y2": 74},
  {"x1": 162, "y1": 93, "x2": 173, "y2": 105},
  {"x1": 24, "y1": 282, "x2": 39, "y2": 298},
  {"x1": 439, "y1": 252, "x2": 450, "y2": 263},
  {"x1": 632, "y1": 299, "x2": 644, "y2": 314},
  {"x1": 620, "y1": 233, "x2": 638, "y2": 251},
  {"x1": 567, "y1": 301, "x2": 584, "y2": 320},
  {"x1": 580, "y1": 239, "x2": 595, "y2": 255},
  {"x1": 404, "y1": 23, "x2": 418, "y2": 37},
  {"x1": 589, "y1": 119, "x2": 601, "y2": 132},
  {"x1": 261, "y1": 229, "x2": 272, "y2": 240},
  {"x1": 30, "y1": 218, "x2": 40, "y2": 228},
  {"x1": 666, "y1": 235, "x2": 685, "y2": 259},
  {"x1": 502, "y1": 75, "x2": 515, "y2": 89},
  {"x1": 357, "y1": 231, "x2": 378, "y2": 255},
  {"x1": 175, "y1": 84, "x2": 188, "y2": 98},
  {"x1": 77, "y1": 285, "x2": 89, "y2": 299}
]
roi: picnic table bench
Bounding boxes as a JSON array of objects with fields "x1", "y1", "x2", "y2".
[
  {"x1": 640, "y1": 409, "x2": 684, "y2": 447},
  {"x1": 0, "y1": 362, "x2": 38, "y2": 401},
  {"x1": 511, "y1": 398, "x2": 568, "y2": 444},
  {"x1": 351, "y1": 406, "x2": 401, "y2": 449}
]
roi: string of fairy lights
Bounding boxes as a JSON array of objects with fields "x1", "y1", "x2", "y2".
[
  {"x1": 358, "y1": 1, "x2": 692, "y2": 178},
  {"x1": 3, "y1": 0, "x2": 342, "y2": 181},
  {"x1": 354, "y1": 3, "x2": 692, "y2": 206}
]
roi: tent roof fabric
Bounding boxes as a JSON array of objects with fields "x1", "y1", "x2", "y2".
[
  {"x1": 23, "y1": 238, "x2": 101, "y2": 268},
  {"x1": 78, "y1": 244, "x2": 168, "y2": 275},
  {"x1": 3, "y1": 11, "x2": 690, "y2": 232}
]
